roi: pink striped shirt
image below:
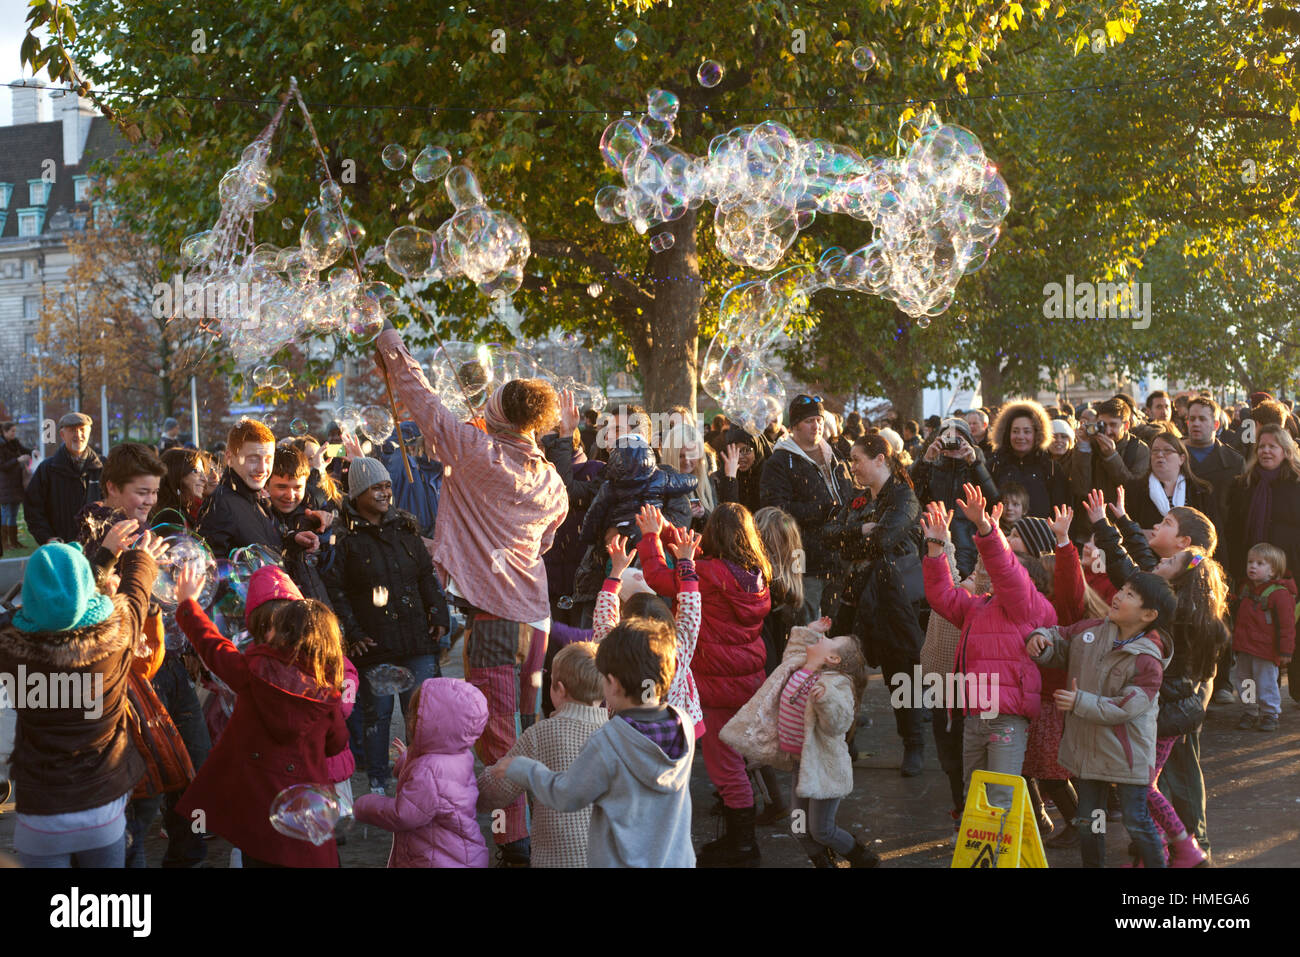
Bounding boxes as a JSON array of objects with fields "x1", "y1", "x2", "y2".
[{"x1": 778, "y1": 668, "x2": 819, "y2": 755}]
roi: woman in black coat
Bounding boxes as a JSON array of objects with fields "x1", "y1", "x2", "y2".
[
  {"x1": 711, "y1": 425, "x2": 769, "y2": 514},
  {"x1": 987, "y1": 400, "x2": 1068, "y2": 519},
  {"x1": 823, "y1": 433, "x2": 926, "y2": 776},
  {"x1": 1123, "y1": 429, "x2": 1218, "y2": 534},
  {"x1": 323, "y1": 461, "x2": 450, "y2": 793}
]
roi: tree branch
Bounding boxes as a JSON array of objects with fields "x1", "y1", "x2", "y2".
[{"x1": 531, "y1": 238, "x2": 655, "y2": 310}]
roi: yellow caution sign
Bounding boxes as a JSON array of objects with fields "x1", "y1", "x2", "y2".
[{"x1": 950, "y1": 770, "x2": 1047, "y2": 868}]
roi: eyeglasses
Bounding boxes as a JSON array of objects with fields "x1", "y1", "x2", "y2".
[{"x1": 1150, "y1": 448, "x2": 1181, "y2": 459}]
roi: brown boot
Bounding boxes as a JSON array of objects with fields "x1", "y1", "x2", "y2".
[{"x1": 2, "y1": 525, "x2": 14, "y2": 550}]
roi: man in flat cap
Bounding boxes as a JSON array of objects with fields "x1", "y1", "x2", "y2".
[{"x1": 24, "y1": 412, "x2": 103, "y2": 544}]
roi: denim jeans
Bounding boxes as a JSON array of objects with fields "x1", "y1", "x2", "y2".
[
  {"x1": 20, "y1": 833, "x2": 126, "y2": 868},
  {"x1": 961, "y1": 714, "x2": 1029, "y2": 808},
  {"x1": 1234, "y1": 652, "x2": 1282, "y2": 719},
  {"x1": 151, "y1": 652, "x2": 211, "y2": 867},
  {"x1": 790, "y1": 767, "x2": 855, "y2": 856},
  {"x1": 359, "y1": 654, "x2": 440, "y2": 786},
  {"x1": 1075, "y1": 779, "x2": 1165, "y2": 868},
  {"x1": 0, "y1": 503, "x2": 18, "y2": 525},
  {"x1": 125, "y1": 795, "x2": 163, "y2": 868}
]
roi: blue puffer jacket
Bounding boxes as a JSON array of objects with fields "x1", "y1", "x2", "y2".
[{"x1": 578, "y1": 438, "x2": 697, "y2": 546}]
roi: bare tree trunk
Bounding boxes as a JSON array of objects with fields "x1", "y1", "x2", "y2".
[
  {"x1": 977, "y1": 354, "x2": 1005, "y2": 408},
  {"x1": 637, "y1": 210, "x2": 703, "y2": 414}
]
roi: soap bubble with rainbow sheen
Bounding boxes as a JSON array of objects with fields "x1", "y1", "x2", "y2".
[
  {"x1": 614, "y1": 28, "x2": 637, "y2": 51},
  {"x1": 697, "y1": 59, "x2": 723, "y2": 88},
  {"x1": 852, "y1": 45, "x2": 878, "y2": 72},
  {"x1": 381, "y1": 144, "x2": 408, "y2": 170},
  {"x1": 411, "y1": 145, "x2": 451, "y2": 183},
  {"x1": 359, "y1": 404, "x2": 395, "y2": 444},
  {"x1": 269, "y1": 784, "x2": 340, "y2": 846}
]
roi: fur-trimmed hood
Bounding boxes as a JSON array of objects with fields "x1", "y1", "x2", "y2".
[{"x1": 0, "y1": 593, "x2": 135, "y2": 670}]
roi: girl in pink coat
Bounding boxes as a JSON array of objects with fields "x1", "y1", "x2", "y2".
[
  {"x1": 353, "y1": 677, "x2": 490, "y2": 868},
  {"x1": 920, "y1": 483, "x2": 1057, "y2": 809}
]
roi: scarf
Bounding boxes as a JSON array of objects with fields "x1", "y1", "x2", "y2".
[
  {"x1": 1247, "y1": 466, "x2": 1282, "y2": 549},
  {"x1": 483, "y1": 385, "x2": 531, "y2": 444},
  {"x1": 1148, "y1": 472, "x2": 1186, "y2": 516}
]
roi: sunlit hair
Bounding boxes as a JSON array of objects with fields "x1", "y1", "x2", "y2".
[
  {"x1": 754, "y1": 506, "x2": 804, "y2": 610},
  {"x1": 272, "y1": 445, "x2": 311, "y2": 479},
  {"x1": 102, "y1": 441, "x2": 166, "y2": 493},
  {"x1": 227, "y1": 418, "x2": 275, "y2": 451},
  {"x1": 266, "y1": 599, "x2": 345, "y2": 691},
  {"x1": 551, "y1": 642, "x2": 604, "y2": 704},
  {"x1": 990, "y1": 400, "x2": 1051, "y2": 454},
  {"x1": 701, "y1": 502, "x2": 772, "y2": 583},
  {"x1": 825, "y1": 635, "x2": 870, "y2": 710},
  {"x1": 659, "y1": 421, "x2": 716, "y2": 512},
  {"x1": 1246, "y1": 424, "x2": 1300, "y2": 483},
  {"x1": 1165, "y1": 548, "x2": 1230, "y2": 683},
  {"x1": 1167, "y1": 505, "x2": 1217, "y2": 555}
]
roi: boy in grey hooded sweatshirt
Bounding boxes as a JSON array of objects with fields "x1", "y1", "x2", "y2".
[{"x1": 497, "y1": 617, "x2": 695, "y2": 867}]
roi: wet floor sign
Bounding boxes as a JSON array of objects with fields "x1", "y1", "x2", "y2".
[{"x1": 950, "y1": 770, "x2": 1047, "y2": 868}]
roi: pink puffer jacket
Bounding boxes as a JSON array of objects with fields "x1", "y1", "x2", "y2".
[
  {"x1": 326, "y1": 658, "x2": 358, "y2": 784},
  {"x1": 353, "y1": 677, "x2": 489, "y2": 868},
  {"x1": 923, "y1": 526, "x2": 1056, "y2": 720}
]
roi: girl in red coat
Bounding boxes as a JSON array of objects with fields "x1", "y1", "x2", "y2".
[
  {"x1": 173, "y1": 565, "x2": 349, "y2": 867},
  {"x1": 636, "y1": 501, "x2": 770, "y2": 868}
]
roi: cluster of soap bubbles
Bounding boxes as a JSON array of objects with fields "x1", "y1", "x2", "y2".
[
  {"x1": 382, "y1": 161, "x2": 531, "y2": 300},
  {"x1": 179, "y1": 136, "x2": 396, "y2": 382},
  {"x1": 270, "y1": 784, "x2": 345, "y2": 845},
  {"x1": 425, "y1": 339, "x2": 607, "y2": 422},
  {"x1": 699, "y1": 116, "x2": 1010, "y2": 427},
  {"x1": 596, "y1": 104, "x2": 1009, "y2": 301}
]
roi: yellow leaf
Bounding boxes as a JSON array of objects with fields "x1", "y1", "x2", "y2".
[
  {"x1": 1290, "y1": 103, "x2": 1300, "y2": 126},
  {"x1": 1234, "y1": 56, "x2": 1248, "y2": 71},
  {"x1": 956, "y1": 72, "x2": 968, "y2": 95}
]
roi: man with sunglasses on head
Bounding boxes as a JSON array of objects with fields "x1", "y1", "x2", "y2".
[{"x1": 759, "y1": 394, "x2": 853, "y2": 623}]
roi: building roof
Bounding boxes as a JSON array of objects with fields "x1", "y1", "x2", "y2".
[{"x1": 0, "y1": 114, "x2": 129, "y2": 240}]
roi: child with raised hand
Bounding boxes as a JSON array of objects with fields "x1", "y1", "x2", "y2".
[
  {"x1": 597, "y1": 529, "x2": 703, "y2": 734},
  {"x1": 354, "y1": 677, "x2": 490, "y2": 868},
  {"x1": 172, "y1": 564, "x2": 349, "y2": 867},
  {"x1": 493, "y1": 617, "x2": 696, "y2": 868},
  {"x1": 635, "y1": 501, "x2": 770, "y2": 866},
  {"x1": 477, "y1": 644, "x2": 607, "y2": 867},
  {"x1": 1025, "y1": 572, "x2": 1177, "y2": 868},
  {"x1": 1084, "y1": 487, "x2": 1229, "y2": 864},
  {"x1": 920, "y1": 483, "x2": 1057, "y2": 809},
  {"x1": 1232, "y1": 543, "x2": 1295, "y2": 732},
  {"x1": 722, "y1": 620, "x2": 876, "y2": 867}
]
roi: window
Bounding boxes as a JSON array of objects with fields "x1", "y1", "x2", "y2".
[
  {"x1": 27, "y1": 180, "x2": 49, "y2": 206},
  {"x1": 23, "y1": 295, "x2": 39, "y2": 319},
  {"x1": 22, "y1": 259, "x2": 35, "y2": 279},
  {"x1": 24, "y1": 332, "x2": 36, "y2": 354},
  {"x1": 0, "y1": 183, "x2": 11, "y2": 209},
  {"x1": 73, "y1": 176, "x2": 92, "y2": 203},
  {"x1": 92, "y1": 202, "x2": 114, "y2": 229},
  {"x1": 17, "y1": 210, "x2": 42, "y2": 237}
]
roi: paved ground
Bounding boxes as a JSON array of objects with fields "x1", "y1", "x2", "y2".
[{"x1": 4, "y1": 655, "x2": 1297, "y2": 868}]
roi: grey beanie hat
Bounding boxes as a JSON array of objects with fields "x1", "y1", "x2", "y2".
[{"x1": 347, "y1": 456, "x2": 391, "y2": 501}]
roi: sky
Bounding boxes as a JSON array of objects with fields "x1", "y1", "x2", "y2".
[{"x1": 1, "y1": 0, "x2": 55, "y2": 126}]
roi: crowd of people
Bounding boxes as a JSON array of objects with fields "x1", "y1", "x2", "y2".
[{"x1": 0, "y1": 351, "x2": 1294, "y2": 868}]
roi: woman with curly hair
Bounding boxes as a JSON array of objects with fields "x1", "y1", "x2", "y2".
[
  {"x1": 987, "y1": 399, "x2": 1069, "y2": 519},
  {"x1": 377, "y1": 329, "x2": 571, "y2": 867}
]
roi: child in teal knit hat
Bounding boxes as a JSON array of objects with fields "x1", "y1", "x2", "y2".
[{"x1": 0, "y1": 535, "x2": 168, "y2": 867}]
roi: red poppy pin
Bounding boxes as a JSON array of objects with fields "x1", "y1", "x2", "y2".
[{"x1": 851, "y1": 496, "x2": 868, "y2": 510}]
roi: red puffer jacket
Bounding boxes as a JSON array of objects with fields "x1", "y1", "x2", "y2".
[
  {"x1": 639, "y1": 534, "x2": 770, "y2": 710},
  {"x1": 175, "y1": 599, "x2": 348, "y2": 868},
  {"x1": 1233, "y1": 576, "x2": 1297, "y2": 666},
  {"x1": 923, "y1": 527, "x2": 1057, "y2": 719}
]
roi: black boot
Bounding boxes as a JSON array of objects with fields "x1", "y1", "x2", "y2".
[
  {"x1": 696, "y1": 806, "x2": 761, "y2": 868},
  {"x1": 896, "y1": 706, "x2": 925, "y2": 777},
  {"x1": 844, "y1": 839, "x2": 881, "y2": 868},
  {"x1": 807, "y1": 846, "x2": 837, "y2": 868}
]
